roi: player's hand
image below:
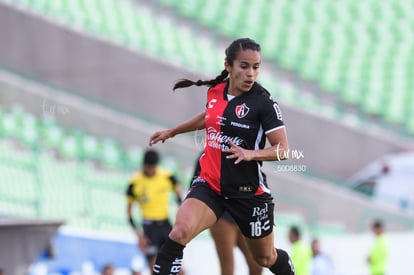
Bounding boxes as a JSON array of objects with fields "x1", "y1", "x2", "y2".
[
  {"x1": 149, "y1": 129, "x2": 174, "y2": 146},
  {"x1": 223, "y1": 140, "x2": 255, "y2": 164},
  {"x1": 137, "y1": 233, "x2": 150, "y2": 252}
]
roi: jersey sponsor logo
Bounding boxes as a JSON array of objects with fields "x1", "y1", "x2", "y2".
[
  {"x1": 273, "y1": 103, "x2": 283, "y2": 120},
  {"x1": 230, "y1": 121, "x2": 250, "y2": 129},
  {"x1": 252, "y1": 203, "x2": 269, "y2": 222},
  {"x1": 235, "y1": 103, "x2": 250, "y2": 118},
  {"x1": 216, "y1": 115, "x2": 226, "y2": 126},
  {"x1": 262, "y1": 220, "x2": 271, "y2": 231},
  {"x1": 207, "y1": 126, "x2": 243, "y2": 150},
  {"x1": 239, "y1": 186, "x2": 253, "y2": 192},
  {"x1": 208, "y1": 98, "x2": 217, "y2": 109}
]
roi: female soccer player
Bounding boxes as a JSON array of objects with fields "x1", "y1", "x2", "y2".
[{"x1": 149, "y1": 38, "x2": 295, "y2": 275}]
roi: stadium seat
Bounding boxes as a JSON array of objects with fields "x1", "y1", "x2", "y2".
[
  {"x1": 0, "y1": 137, "x2": 36, "y2": 168},
  {"x1": 80, "y1": 133, "x2": 100, "y2": 160},
  {"x1": 198, "y1": 0, "x2": 222, "y2": 28},
  {"x1": 125, "y1": 145, "x2": 144, "y2": 168},
  {"x1": 39, "y1": 114, "x2": 63, "y2": 150},
  {"x1": 85, "y1": 163, "x2": 128, "y2": 191},
  {"x1": 90, "y1": 187, "x2": 128, "y2": 232},
  {"x1": 0, "y1": 200, "x2": 38, "y2": 218},
  {"x1": 20, "y1": 112, "x2": 40, "y2": 148},
  {"x1": 100, "y1": 138, "x2": 124, "y2": 168},
  {"x1": 161, "y1": 155, "x2": 180, "y2": 175},
  {"x1": 174, "y1": 0, "x2": 203, "y2": 19},
  {"x1": 0, "y1": 165, "x2": 37, "y2": 202},
  {"x1": 2, "y1": 105, "x2": 22, "y2": 139},
  {"x1": 117, "y1": 4, "x2": 144, "y2": 47},
  {"x1": 41, "y1": 181, "x2": 86, "y2": 219},
  {"x1": 59, "y1": 132, "x2": 82, "y2": 159}
]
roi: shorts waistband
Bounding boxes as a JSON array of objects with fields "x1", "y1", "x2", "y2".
[{"x1": 143, "y1": 219, "x2": 169, "y2": 225}]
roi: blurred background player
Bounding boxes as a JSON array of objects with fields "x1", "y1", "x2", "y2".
[
  {"x1": 126, "y1": 149, "x2": 185, "y2": 274},
  {"x1": 367, "y1": 219, "x2": 389, "y2": 275},
  {"x1": 100, "y1": 264, "x2": 115, "y2": 275},
  {"x1": 288, "y1": 226, "x2": 312, "y2": 275},
  {"x1": 192, "y1": 152, "x2": 263, "y2": 275},
  {"x1": 310, "y1": 238, "x2": 333, "y2": 275}
]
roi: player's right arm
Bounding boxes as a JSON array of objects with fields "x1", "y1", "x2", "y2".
[{"x1": 149, "y1": 111, "x2": 205, "y2": 145}]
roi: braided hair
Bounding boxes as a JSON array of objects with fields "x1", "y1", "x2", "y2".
[{"x1": 173, "y1": 38, "x2": 261, "y2": 91}]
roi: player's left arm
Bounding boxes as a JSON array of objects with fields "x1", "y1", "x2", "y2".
[
  {"x1": 225, "y1": 127, "x2": 289, "y2": 163},
  {"x1": 257, "y1": 126, "x2": 289, "y2": 161}
]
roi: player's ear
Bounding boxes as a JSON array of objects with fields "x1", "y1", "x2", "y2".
[{"x1": 224, "y1": 61, "x2": 231, "y2": 74}]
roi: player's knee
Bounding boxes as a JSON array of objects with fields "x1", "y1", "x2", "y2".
[
  {"x1": 251, "y1": 248, "x2": 277, "y2": 268},
  {"x1": 169, "y1": 223, "x2": 193, "y2": 244},
  {"x1": 253, "y1": 254, "x2": 276, "y2": 267}
]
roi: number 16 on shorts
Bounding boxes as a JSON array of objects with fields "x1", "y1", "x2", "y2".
[{"x1": 249, "y1": 220, "x2": 271, "y2": 237}]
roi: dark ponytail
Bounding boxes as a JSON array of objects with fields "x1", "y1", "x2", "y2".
[
  {"x1": 173, "y1": 69, "x2": 229, "y2": 91},
  {"x1": 173, "y1": 38, "x2": 260, "y2": 91}
]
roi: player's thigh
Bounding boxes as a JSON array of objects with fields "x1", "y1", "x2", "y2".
[
  {"x1": 170, "y1": 198, "x2": 217, "y2": 244},
  {"x1": 171, "y1": 179, "x2": 225, "y2": 244}
]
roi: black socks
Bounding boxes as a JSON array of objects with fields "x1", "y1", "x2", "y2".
[
  {"x1": 153, "y1": 237, "x2": 185, "y2": 275},
  {"x1": 153, "y1": 240, "x2": 293, "y2": 275},
  {"x1": 269, "y1": 249, "x2": 296, "y2": 275}
]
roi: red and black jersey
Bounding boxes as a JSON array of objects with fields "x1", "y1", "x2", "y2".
[{"x1": 198, "y1": 80, "x2": 285, "y2": 198}]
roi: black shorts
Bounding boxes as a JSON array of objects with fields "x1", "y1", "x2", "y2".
[
  {"x1": 142, "y1": 219, "x2": 172, "y2": 257},
  {"x1": 220, "y1": 210, "x2": 236, "y2": 224},
  {"x1": 186, "y1": 179, "x2": 274, "y2": 239}
]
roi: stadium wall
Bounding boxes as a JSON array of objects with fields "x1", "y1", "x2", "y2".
[{"x1": 0, "y1": 218, "x2": 62, "y2": 275}]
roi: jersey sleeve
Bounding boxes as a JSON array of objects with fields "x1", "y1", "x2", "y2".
[
  {"x1": 168, "y1": 174, "x2": 179, "y2": 186},
  {"x1": 260, "y1": 94, "x2": 285, "y2": 134},
  {"x1": 126, "y1": 182, "x2": 136, "y2": 203}
]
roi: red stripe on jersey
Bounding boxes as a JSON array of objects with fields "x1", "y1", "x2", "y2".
[
  {"x1": 199, "y1": 83, "x2": 228, "y2": 195},
  {"x1": 255, "y1": 187, "x2": 264, "y2": 196}
]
